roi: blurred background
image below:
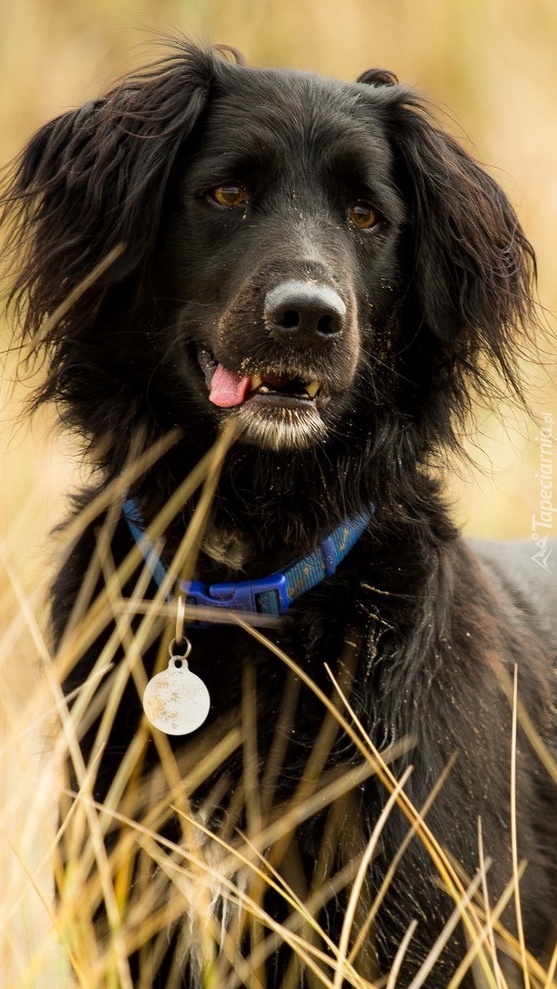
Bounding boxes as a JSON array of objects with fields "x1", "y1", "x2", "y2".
[{"x1": 2, "y1": 0, "x2": 557, "y2": 582}]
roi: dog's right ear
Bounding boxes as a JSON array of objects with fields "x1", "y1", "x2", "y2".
[{"x1": 2, "y1": 42, "x2": 213, "y2": 342}]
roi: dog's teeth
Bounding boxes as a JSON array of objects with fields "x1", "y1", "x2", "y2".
[
  {"x1": 305, "y1": 381, "x2": 320, "y2": 398},
  {"x1": 251, "y1": 374, "x2": 263, "y2": 390},
  {"x1": 259, "y1": 385, "x2": 271, "y2": 394}
]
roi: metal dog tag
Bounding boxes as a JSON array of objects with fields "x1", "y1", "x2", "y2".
[{"x1": 143, "y1": 651, "x2": 210, "y2": 736}]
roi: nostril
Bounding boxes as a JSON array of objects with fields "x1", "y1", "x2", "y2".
[
  {"x1": 279, "y1": 309, "x2": 302, "y2": 331},
  {"x1": 317, "y1": 313, "x2": 341, "y2": 336}
]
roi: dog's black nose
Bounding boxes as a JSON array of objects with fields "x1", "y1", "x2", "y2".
[{"x1": 265, "y1": 280, "x2": 346, "y2": 347}]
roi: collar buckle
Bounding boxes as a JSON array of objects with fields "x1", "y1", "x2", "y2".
[{"x1": 181, "y1": 572, "x2": 292, "y2": 627}]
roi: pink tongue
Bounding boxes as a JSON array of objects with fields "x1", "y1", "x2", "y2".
[{"x1": 209, "y1": 363, "x2": 252, "y2": 408}]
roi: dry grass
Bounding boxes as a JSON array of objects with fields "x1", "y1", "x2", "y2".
[{"x1": 1, "y1": 430, "x2": 556, "y2": 989}]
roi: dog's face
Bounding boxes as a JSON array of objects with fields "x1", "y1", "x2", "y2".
[{"x1": 157, "y1": 70, "x2": 405, "y2": 452}]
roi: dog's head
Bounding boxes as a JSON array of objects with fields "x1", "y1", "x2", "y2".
[
  {"x1": 2, "y1": 42, "x2": 536, "y2": 507},
  {"x1": 154, "y1": 57, "x2": 409, "y2": 454}
]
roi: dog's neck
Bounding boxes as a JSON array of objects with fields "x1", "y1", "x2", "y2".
[{"x1": 122, "y1": 497, "x2": 374, "y2": 623}]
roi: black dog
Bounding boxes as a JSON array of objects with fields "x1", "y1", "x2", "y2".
[{"x1": 3, "y1": 40, "x2": 556, "y2": 988}]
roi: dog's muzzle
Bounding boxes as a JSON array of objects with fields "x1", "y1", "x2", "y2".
[{"x1": 201, "y1": 279, "x2": 354, "y2": 449}]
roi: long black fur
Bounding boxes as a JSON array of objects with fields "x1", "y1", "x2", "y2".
[{"x1": 2, "y1": 40, "x2": 556, "y2": 987}]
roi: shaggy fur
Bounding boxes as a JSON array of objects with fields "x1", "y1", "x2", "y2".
[{"x1": 2, "y1": 40, "x2": 556, "y2": 987}]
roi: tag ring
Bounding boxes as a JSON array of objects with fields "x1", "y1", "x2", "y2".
[{"x1": 168, "y1": 635, "x2": 192, "y2": 661}]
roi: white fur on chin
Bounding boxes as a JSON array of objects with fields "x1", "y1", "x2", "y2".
[{"x1": 232, "y1": 403, "x2": 326, "y2": 451}]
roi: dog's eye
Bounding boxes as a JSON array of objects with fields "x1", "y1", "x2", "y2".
[
  {"x1": 348, "y1": 202, "x2": 379, "y2": 230},
  {"x1": 209, "y1": 184, "x2": 249, "y2": 208}
]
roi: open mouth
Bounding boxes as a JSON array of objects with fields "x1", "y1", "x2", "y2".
[
  {"x1": 197, "y1": 348, "x2": 324, "y2": 409},
  {"x1": 250, "y1": 372, "x2": 321, "y2": 402},
  {"x1": 196, "y1": 347, "x2": 331, "y2": 450}
]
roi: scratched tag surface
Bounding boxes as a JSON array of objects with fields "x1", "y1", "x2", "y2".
[{"x1": 142, "y1": 656, "x2": 211, "y2": 735}]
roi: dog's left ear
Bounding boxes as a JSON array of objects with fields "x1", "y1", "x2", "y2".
[{"x1": 382, "y1": 94, "x2": 536, "y2": 359}]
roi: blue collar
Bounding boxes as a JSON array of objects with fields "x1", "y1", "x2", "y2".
[{"x1": 123, "y1": 497, "x2": 374, "y2": 626}]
